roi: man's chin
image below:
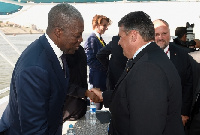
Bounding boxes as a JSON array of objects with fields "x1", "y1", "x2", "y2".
[
  {"x1": 70, "y1": 50, "x2": 76, "y2": 54},
  {"x1": 75, "y1": 46, "x2": 79, "y2": 50},
  {"x1": 65, "y1": 50, "x2": 76, "y2": 54},
  {"x1": 157, "y1": 42, "x2": 164, "y2": 46},
  {"x1": 156, "y1": 43, "x2": 165, "y2": 48}
]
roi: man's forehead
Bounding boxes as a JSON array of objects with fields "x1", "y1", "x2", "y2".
[{"x1": 68, "y1": 22, "x2": 84, "y2": 33}]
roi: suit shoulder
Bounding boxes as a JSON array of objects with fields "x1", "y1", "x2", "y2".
[
  {"x1": 170, "y1": 42, "x2": 190, "y2": 54},
  {"x1": 112, "y1": 36, "x2": 120, "y2": 41},
  {"x1": 17, "y1": 37, "x2": 49, "y2": 69},
  {"x1": 86, "y1": 33, "x2": 97, "y2": 40},
  {"x1": 84, "y1": 34, "x2": 98, "y2": 46},
  {"x1": 145, "y1": 47, "x2": 178, "y2": 74}
]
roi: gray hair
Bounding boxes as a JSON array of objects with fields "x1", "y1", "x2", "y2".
[
  {"x1": 47, "y1": 3, "x2": 83, "y2": 30},
  {"x1": 118, "y1": 11, "x2": 155, "y2": 42}
]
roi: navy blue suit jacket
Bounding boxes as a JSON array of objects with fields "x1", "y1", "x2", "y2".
[
  {"x1": 0, "y1": 34, "x2": 69, "y2": 135},
  {"x1": 84, "y1": 33, "x2": 107, "y2": 71},
  {"x1": 84, "y1": 33, "x2": 108, "y2": 90}
]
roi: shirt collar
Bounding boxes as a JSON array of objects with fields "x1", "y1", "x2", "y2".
[
  {"x1": 45, "y1": 33, "x2": 63, "y2": 59},
  {"x1": 93, "y1": 30, "x2": 101, "y2": 38},
  {"x1": 133, "y1": 42, "x2": 151, "y2": 59}
]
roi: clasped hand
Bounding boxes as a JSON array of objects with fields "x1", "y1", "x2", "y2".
[{"x1": 85, "y1": 88, "x2": 103, "y2": 103}]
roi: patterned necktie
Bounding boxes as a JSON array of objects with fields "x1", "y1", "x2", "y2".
[
  {"x1": 61, "y1": 54, "x2": 68, "y2": 78},
  {"x1": 126, "y1": 59, "x2": 133, "y2": 73},
  {"x1": 165, "y1": 48, "x2": 169, "y2": 54}
]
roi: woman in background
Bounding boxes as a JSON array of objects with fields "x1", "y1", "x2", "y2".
[{"x1": 84, "y1": 14, "x2": 111, "y2": 110}]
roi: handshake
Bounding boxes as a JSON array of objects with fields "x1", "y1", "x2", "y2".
[{"x1": 85, "y1": 88, "x2": 103, "y2": 103}]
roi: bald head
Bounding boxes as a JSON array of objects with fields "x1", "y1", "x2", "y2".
[
  {"x1": 153, "y1": 19, "x2": 171, "y2": 49},
  {"x1": 153, "y1": 19, "x2": 169, "y2": 29}
]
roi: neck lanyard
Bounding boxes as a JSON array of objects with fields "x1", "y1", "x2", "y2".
[{"x1": 97, "y1": 36, "x2": 105, "y2": 47}]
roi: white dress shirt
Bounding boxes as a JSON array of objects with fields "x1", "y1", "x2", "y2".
[
  {"x1": 133, "y1": 42, "x2": 151, "y2": 59},
  {"x1": 45, "y1": 33, "x2": 63, "y2": 69}
]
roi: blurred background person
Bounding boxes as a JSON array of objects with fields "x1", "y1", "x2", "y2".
[
  {"x1": 84, "y1": 14, "x2": 112, "y2": 110},
  {"x1": 96, "y1": 35, "x2": 128, "y2": 90},
  {"x1": 173, "y1": 26, "x2": 200, "y2": 52},
  {"x1": 173, "y1": 27, "x2": 195, "y2": 52}
]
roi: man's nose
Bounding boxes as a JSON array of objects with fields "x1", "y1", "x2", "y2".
[
  {"x1": 157, "y1": 34, "x2": 163, "y2": 39},
  {"x1": 78, "y1": 37, "x2": 83, "y2": 43}
]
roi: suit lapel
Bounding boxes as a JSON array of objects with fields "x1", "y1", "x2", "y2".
[
  {"x1": 114, "y1": 59, "x2": 134, "y2": 89},
  {"x1": 169, "y1": 43, "x2": 178, "y2": 63},
  {"x1": 115, "y1": 42, "x2": 157, "y2": 89},
  {"x1": 39, "y1": 35, "x2": 69, "y2": 94}
]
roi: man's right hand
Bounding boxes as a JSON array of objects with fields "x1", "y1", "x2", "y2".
[
  {"x1": 181, "y1": 115, "x2": 189, "y2": 126},
  {"x1": 90, "y1": 88, "x2": 103, "y2": 102},
  {"x1": 85, "y1": 89, "x2": 102, "y2": 103}
]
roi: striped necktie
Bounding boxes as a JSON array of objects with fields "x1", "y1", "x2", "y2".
[{"x1": 165, "y1": 48, "x2": 169, "y2": 54}]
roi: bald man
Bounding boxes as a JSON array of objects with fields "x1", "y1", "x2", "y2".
[{"x1": 153, "y1": 19, "x2": 193, "y2": 127}]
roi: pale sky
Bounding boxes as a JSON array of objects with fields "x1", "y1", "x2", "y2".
[{"x1": 1, "y1": 1, "x2": 200, "y2": 39}]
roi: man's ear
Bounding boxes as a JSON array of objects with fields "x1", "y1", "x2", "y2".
[
  {"x1": 54, "y1": 27, "x2": 62, "y2": 38},
  {"x1": 130, "y1": 30, "x2": 137, "y2": 42}
]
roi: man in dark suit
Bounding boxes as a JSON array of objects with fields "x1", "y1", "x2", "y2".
[
  {"x1": 153, "y1": 19, "x2": 193, "y2": 127},
  {"x1": 0, "y1": 3, "x2": 98, "y2": 135},
  {"x1": 96, "y1": 35, "x2": 128, "y2": 90},
  {"x1": 173, "y1": 26, "x2": 195, "y2": 52},
  {"x1": 92, "y1": 11, "x2": 184, "y2": 135},
  {"x1": 63, "y1": 46, "x2": 88, "y2": 121}
]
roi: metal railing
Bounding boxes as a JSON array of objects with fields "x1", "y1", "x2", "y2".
[{"x1": 0, "y1": 87, "x2": 10, "y2": 95}]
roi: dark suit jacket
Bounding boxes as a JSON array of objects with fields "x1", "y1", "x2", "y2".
[
  {"x1": 0, "y1": 34, "x2": 69, "y2": 135},
  {"x1": 63, "y1": 46, "x2": 88, "y2": 121},
  {"x1": 96, "y1": 36, "x2": 128, "y2": 90},
  {"x1": 103, "y1": 42, "x2": 184, "y2": 135},
  {"x1": 173, "y1": 37, "x2": 196, "y2": 52},
  {"x1": 84, "y1": 32, "x2": 108, "y2": 90},
  {"x1": 169, "y1": 42, "x2": 193, "y2": 116},
  {"x1": 189, "y1": 79, "x2": 200, "y2": 135}
]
